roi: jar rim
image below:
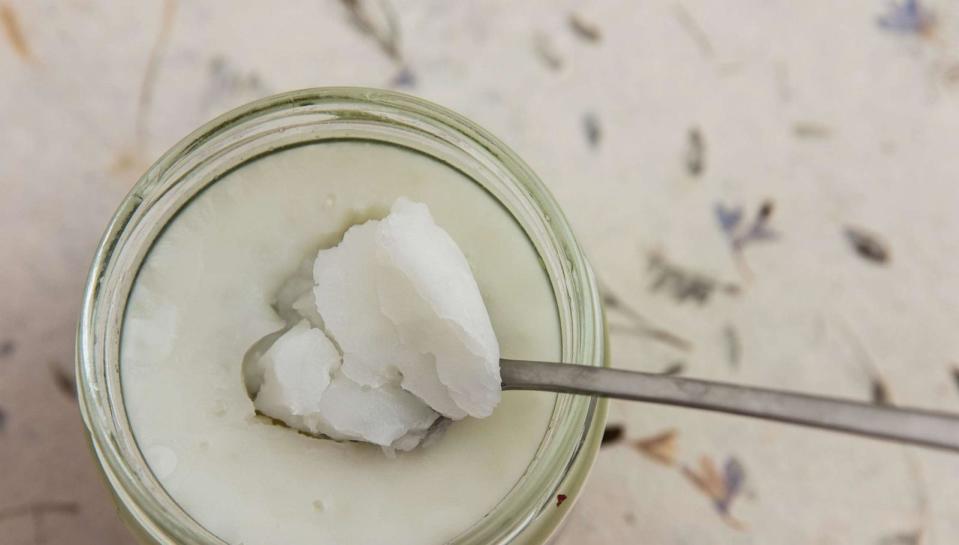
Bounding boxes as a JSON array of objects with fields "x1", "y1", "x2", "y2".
[{"x1": 77, "y1": 87, "x2": 607, "y2": 545}]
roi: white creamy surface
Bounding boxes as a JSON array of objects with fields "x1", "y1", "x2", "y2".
[
  {"x1": 121, "y1": 142, "x2": 560, "y2": 545},
  {"x1": 251, "y1": 198, "x2": 503, "y2": 450}
]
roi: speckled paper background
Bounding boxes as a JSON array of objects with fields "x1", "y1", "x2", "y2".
[{"x1": 2, "y1": 1, "x2": 959, "y2": 544}]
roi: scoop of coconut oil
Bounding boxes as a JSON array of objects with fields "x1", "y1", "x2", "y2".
[{"x1": 245, "y1": 198, "x2": 502, "y2": 451}]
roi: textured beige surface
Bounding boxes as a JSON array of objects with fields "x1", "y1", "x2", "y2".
[{"x1": 2, "y1": 1, "x2": 959, "y2": 544}]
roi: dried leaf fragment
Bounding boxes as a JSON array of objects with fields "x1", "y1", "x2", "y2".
[
  {"x1": 532, "y1": 32, "x2": 563, "y2": 71},
  {"x1": 793, "y1": 122, "x2": 832, "y2": 139},
  {"x1": 845, "y1": 226, "x2": 890, "y2": 265},
  {"x1": 0, "y1": 500, "x2": 80, "y2": 520},
  {"x1": 878, "y1": 529, "x2": 923, "y2": 545},
  {"x1": 722, "y1": 324, "x2": 741, "y2": 369},
  {"x1": 756, "y1": 200, "x2": 774, "y2": 225},
  {"x1": 602, "y1": 285, "x2": 693, "y2": 350},
  {"x1": 582, "y1": 112, "x2": 601, "y2": 148},
  {"x1": 672, "y1": 3, "x2": 713, "y2": 57},
  {"x1": 568, "y1": 13, "x2": 601, "y2": 42},
  {"x1": 50, "y1": 363, "x2": 76, "y2": 399},
  {"x1": 647, "y1": 251, "x2": 739, "y2": 305},
  {"x1": 685, "y1": 127, "x2": 705, "y2": 176},
  {"x1": 341, "y1": 0, "x2": 402, "y2": 61},
  {"x1": 659, "y1": 362, "x2": 685, "y2": 376},
  {"x1": 871, "y1": 377, "x2": 892, "y2": 405},
  {"x1": 601, "y1": 424, "x2": 625, "y2": 446},
  {"x1": 0, "y1": 339, "x2": 13, "y2": 358}
]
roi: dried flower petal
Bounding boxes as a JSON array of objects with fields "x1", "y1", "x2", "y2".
[
  {"x1": 634, "y1": 429, "x2": 678, "y2": 465},
  {"x1": 715, "y1": 204, "x2": 744, "y2": 235},
  {"x1": 716, "y1": 200, "x2": 779, "y2": 275},
  {"x1": 683, "y1": 455, "x2": 749, "y2": 529},
  {"x1": 702, "y1": 458, "x2": 724, "y2": 490},
  {"x1": 0, "y1": 3, "x2": 32, "y2": 61},
  {"x1": 719, "y1": 457, "x2": 746, "y2": 512},
  {"x1": 390, "y1": 66, "x2": 416, "y2": 88},
  {"x1": 683, "y1": 456, "x2": 726, "y2": 501},
  {"x1": 877, "y1": 0, "x2": 935, "y2": 35}
]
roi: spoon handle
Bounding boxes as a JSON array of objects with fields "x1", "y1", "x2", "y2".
[{"x1": 500, "y1": 359, "x2": 959, "y2": 452}]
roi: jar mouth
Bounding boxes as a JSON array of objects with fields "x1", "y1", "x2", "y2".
[{"x1": 77, "y1": 87, "x2": 607, "y2": 545}]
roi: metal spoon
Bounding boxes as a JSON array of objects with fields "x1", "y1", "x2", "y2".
[{"x1": 501, "y1": 359, "x2": 959, "y2": 452}]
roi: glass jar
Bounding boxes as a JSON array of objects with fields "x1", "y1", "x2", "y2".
[{"x1": 77, "y1": 87, "x2": 607, "y2": 545}]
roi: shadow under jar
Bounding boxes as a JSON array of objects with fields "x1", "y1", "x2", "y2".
[{"x1": 77, "y1": 88, "x2": 607, "y2": 545}]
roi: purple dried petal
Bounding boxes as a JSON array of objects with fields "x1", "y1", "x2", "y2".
[
  {"x1": 714, "y1": 203, "x2": 743, "y2": 235},
  {"x1": 390, "y1": 66, "x2": 416, "y2": 88},
  {"x1": 877, "y1": 0, "x2": 934, "y2": 34},
  {"x1": 716, "y1": 456, "x2": 746, "y2": 512}
]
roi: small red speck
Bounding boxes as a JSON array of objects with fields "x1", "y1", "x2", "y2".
[{"x1": 556, "y1": 494, "x2": 568, "y2": 507}]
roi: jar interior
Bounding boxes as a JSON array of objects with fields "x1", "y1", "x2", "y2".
[{"x1": 79, "y1": 89, "x2": 604, "y2": 545}]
